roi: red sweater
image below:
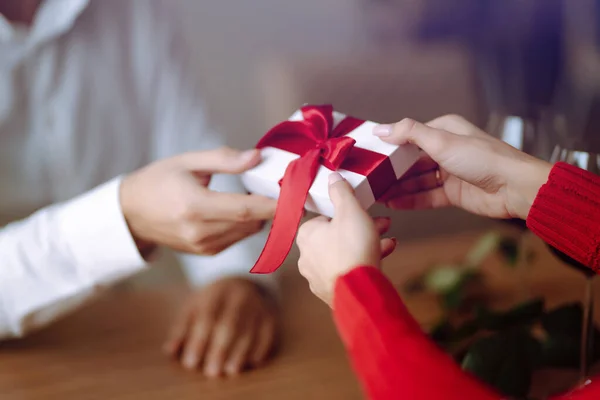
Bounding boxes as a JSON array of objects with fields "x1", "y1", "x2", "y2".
[{"x1": 332, "y1": 163, "x2": 600, "y2": 399}]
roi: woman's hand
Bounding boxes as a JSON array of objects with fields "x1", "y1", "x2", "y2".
[
  {"x1": 374, "y1": 115, "x2": 553, "y2": 220},
  {"x1": 295, "y1": 173, "x2": 397, "y2": 306}
]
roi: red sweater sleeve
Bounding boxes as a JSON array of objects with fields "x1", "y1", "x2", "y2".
[
  {"x1": 332, "y1": 266, "x2": 500, "y2": 400},
  {"x1": 527, "y1": 162, "x2": 600, "y2": 272},
  {"x1": 333, "y1": 266, "x2": 600, "y2": 400}
]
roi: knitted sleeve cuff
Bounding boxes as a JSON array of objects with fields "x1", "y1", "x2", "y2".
[{"x1": 527, "y1": 162, "x2": 600, "y2": 272}]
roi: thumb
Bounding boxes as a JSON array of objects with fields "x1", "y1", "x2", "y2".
[
  {"x1": 328, "y1": 173, "x2": 362, "y2": 217},
  {"x1": 175, "y1": 147, "x2": 261, "y2": 174},
  {"x1": 373, "y1": 119, "x2": 460, "y2": 162}
]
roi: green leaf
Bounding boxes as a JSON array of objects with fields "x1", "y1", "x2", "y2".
[
  {"x1": 424, "y1": 265, "x2": 463, "y2": 293},
  {"x1": 442, "y1": 284, "x2": 464, "y2": 310},
  {"x1": 435, "y1": 269, "x2": 480, "y2": 311},
  {"x1": 430, "y1": 319, "x2": 480, "y2": 347},
  {"x1": 541, "y1": 332, "x2": 600, "y2": 369},
  {"x1": 451, "y1": 320, "x2": 479, "y2": 342},
  {"x1": 462, "y1": 329, "x2": 541, "y2": 398},
  {"x1": 541, "y1": 333, "x2": 580, "y2": 368},
  {"x1": 476, "y1": 299, "x2": 544, "y2": 331},
  {"x1": 430, "y1": 319, "x2": 454, "y2": 343},
  {"x1": 498, "y1": 236, "x2": 520, "y2": 267},
  {"x1": 464, "y1": 232, "x2": 502, "y2": 267},
  {"x1": 541, "y1": 303, "x2": 583, "y2": 337},
  {"x1": 540, "y1": 303, "x2": 600, "y2": 368},
  {"x1": 505, "y1": 298, "x2": 545, "y2": 322}
]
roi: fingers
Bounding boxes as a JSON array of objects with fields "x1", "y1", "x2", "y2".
[
  {"x1": 174, "y1": 279, "x2": 279, "y2": 378},
  {"x1": 374, "y1": 119, "x2": 461, "y2": 161},
  {"x1": 176, "y1": 295, "x2": 221, "y2": 370},
  {"x1": 373, "y1": 217, "x2": 391, "y2": 235},
  {"x1": 380, "y1": 168, "x2": 444, "y2": 201},
  {"x1": 328, "y1": 172, "x2": 363, "y2": 216},
  {"x1": 224, "y1": 331, "x2": 255, "y2": 376},
  {"x1": 299, "y1": 215, "x2": 389, "y2": 241},
  {"x1": 195, "y1": 220, "x2": 261, "y2": 243},
  {"x1": 181, "y1": 318, "x2": 213, "y2": 370},
  {"x1": 249, "y1": 317, "x2": 276, "y2": 367},
  {"x1": 296, "y1": 216, "x2": 329, "y2": 248},
  {"x1": 201, "y1": 289, "x2": 248, "y2": 378},
  {"x1": 176, "y1": 147, "x2": 262, "y2": 174},
  {"x1": 403, "y1": 155, "x2": 439, "y2": 179},
  {"x1": 163, "y1": 304, "x2": 194, "y2": 357},
  {"x1": 191, "y1": 220, "x2": 264, "y2": 255},
  {"x1": 203, "y1": 320, "x2": 238, "y2": 378},
  {"x1": 201, "y1": 191, "x2": 277, "y2": 221},
  {"x1": 426, "y1": 114, "x2": 483, "y2": 137},
  {"x1": 385, "y1": 186, "x2": 451, "y2": 210},
  {"x1": 380, "y1": 237, "x2": 397, "y2": 259}
]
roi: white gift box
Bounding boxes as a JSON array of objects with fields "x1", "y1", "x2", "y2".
[{"x1": 242, "y1": 107, "x2": 420, "y2": 218}]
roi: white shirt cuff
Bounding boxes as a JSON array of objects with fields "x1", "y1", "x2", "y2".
[{"x1": 54, "y1": 176, "x2": 148, "y2": 285}]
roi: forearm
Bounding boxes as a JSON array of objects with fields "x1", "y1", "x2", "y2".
[
  {"x1": 333, "y1": 266, "x2": 500, "y2": 400},
  {"x1": 0, "y1": 178, "x2": 147, "y2": 339}
]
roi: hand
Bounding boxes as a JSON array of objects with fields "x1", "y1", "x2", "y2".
[
  {"x1": 164, "y1": 277, "x2": 278, "y2": 378},
  {"x1": 120, "y1": 147, "x2": 276, "y2": 256},
  {"x1": 373, "y1": 115, "x2": 553, "y2": 220},
  {"x1": 296, "y1": 173, "x2": 397, "y2": 306}
]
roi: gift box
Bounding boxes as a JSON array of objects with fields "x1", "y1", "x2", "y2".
[{"x1": 242, "y1": 104, "x2": 420, "y2": 274}]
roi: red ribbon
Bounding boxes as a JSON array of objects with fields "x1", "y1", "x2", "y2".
[{"x1": 250, "y1": 105, "x2": 396, "y2": 274}]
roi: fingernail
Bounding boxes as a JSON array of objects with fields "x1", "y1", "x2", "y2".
[
  {"x1": 205, "y1": 362, "x2": 220, "y2": 377},
  {"x1": 373, "y1": 124, "x2": 392, "y2": 137},
  {"x1": 240, "y1": 149, "x2": 258, "y2": 162},
  {"x1": 225, "y1": 363, "x2": 239, "y2": 375},
  {"x1": 183, "y1": 354, "x2": 197, "y2": 370},
  {"x1": 328, "y1": 172, "x2": 344, "y2": 185}
]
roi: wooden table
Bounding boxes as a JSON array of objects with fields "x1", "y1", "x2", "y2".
[{"x1": 1, "y1": 231, "x2": 599, "y2": 399}]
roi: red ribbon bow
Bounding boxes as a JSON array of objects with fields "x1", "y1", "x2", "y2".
[{"x1": 250, "y1": 105, "x2": 394, "y2": 274}]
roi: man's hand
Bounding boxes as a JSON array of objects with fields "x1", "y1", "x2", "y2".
[
  {"x1": 120, "y1": 147, "x2": 276, "y2": 255},
  {"x1": 164, "y1": 278, "x2": 278, "y2": 378}
]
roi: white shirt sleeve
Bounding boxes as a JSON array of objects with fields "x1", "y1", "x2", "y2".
[
  {"x1": 0, "y1": 177, "x2": 147, "y2": 339},
  {"x1": 141, "y1": 4, "x2": 278, "y2": 295}
]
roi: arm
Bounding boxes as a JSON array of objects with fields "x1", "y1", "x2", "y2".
[
  {"x1": 333, "y1": 266, "x2": 500, "y2": 400},
  {"x1": 0, "y1": 178, "x2": 146, "y2": 339},
  {"x1": 527, "y1": 162, "x2": 600, "y2": 272}
]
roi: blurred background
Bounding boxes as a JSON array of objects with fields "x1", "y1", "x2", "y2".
[{"x1": 138, "y1": 0, "x2": 600, "y2": 283}]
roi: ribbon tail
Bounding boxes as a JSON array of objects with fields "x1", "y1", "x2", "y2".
[{"x1": 250, "y1": 149, "x2": 321, "y2": 274}]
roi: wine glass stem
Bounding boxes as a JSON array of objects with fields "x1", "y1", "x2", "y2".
[{"x1": 580, "y1": 278, "x2": 595, "y2": 385}]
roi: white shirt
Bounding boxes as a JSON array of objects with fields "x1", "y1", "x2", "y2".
[{"x1": 0, "y1": 0, "x2": 275, "y2": 339}]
